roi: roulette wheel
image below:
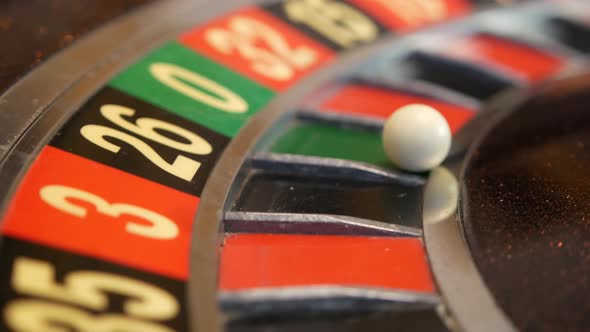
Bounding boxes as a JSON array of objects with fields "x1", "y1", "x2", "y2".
[{"x1": 2, "y1": 0, "x2": 590, "y2": 331}]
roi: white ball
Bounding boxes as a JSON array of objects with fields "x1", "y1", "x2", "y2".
[{"x1": 382, "y1": 104, "x2": 451, "y2": 172}]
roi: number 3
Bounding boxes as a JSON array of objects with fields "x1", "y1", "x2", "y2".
[{"x1": 40, "y1": 185, "x2": 179, "y2": 240}]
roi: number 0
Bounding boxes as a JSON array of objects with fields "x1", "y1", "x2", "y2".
[{"x1": 150, "y1": 63, "x2": 248, "y2": 113}]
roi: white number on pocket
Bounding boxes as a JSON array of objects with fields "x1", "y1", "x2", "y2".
[
  {"x1": 5, "y1": 300, "x2": 174, "y2": 332},
  {"x1": 81, "y1": 104, "x2": 212, "y2": 181},
  {"x1": 150, "y1": 63, "x2": 248, "y2": 113},
  {"x1": 40, "y1": 184, "x2": 179, "y2": 240},
  {"x1": 11, "y1": 257, "x2": 179, "y2": 320},
  {"x1": 101, "y1": 104, "x2": 212, "y2": 154},
  {"x1": 206, "y1": 16, "x2": 317, "y2": 81}
]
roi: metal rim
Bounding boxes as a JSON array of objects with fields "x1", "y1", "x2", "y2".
[
  {"x1": 422, "y1": 87, "x2": 539, "y2": 332},
  {"x1": 189, "y1": 33, "x2": 422, "y2": 331}
]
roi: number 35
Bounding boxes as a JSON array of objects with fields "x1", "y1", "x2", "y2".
[{"x1": 5, "y1": 257, "x2": 178, "y2": 331}]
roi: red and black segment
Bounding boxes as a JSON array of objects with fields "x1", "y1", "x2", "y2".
[
  {"x1": 480, "y1": 8, "x2": 590, "y2": 57},
  {"x1": 359, "y1": 50, "x2": 516, "y2": 103},
  {"x1": 218, "y1": 233, "x2": 440, "y2": 324},
  {"x1": 0, "y1": 237, "x2": 187, "y2": 331},
  {"x1": 49, "y1": 87, "x2": 230, "y2": 196},
  {"x1": 438, "y1": 33, "x2": 566, "y2": 83},
  {"x1": 2, "y1": 146, "x2": 198, "y2": 280},
  {"x1": 221, "y1": 143, "x2": 435, "y2": 323},
  {"x1": 403, "y1": 52, "x2": 513, "y2": 99},
  {"x1": 222, "y1": 97, "x2": 435, "y2": 320},
  {"x1": 261, "y1": 0, "x2": 389, "y2": 51}
]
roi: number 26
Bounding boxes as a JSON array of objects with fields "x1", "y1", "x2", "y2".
[{"x1": 81, "y1": 104, "x2": 212, "y2": 181}]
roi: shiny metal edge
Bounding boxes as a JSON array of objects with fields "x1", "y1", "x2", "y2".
[
  {"x1": 297, "y1": 108, "x2": 385, "y2": 132},
  {"x1": 251, "y1": 152, "x2": 425, "y2": 185},
  {"x1": 224, "y1": 211, "x2": 422, "y2": 237},
  {"x1": 422, "y1": 3, "x2": 590, "y2": 330},
  {"x1": 421, "y1": 89, "x2": 533, "y2": 332},
  {"x1": 422, "y1": 55, "x2": 589, "y2": 331},
  {"x1": 220, "y1": 286, "x2": 438, "y2": 304},
  {"x1": 423, "y1": 217, "x2": 517, "y2": 332},
  {"x1": 356, "y1": 50, "x2": 523, "y2": 104},
  {"x1": 219, "y1": 286, "x2": 439, "y2": 318}
]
